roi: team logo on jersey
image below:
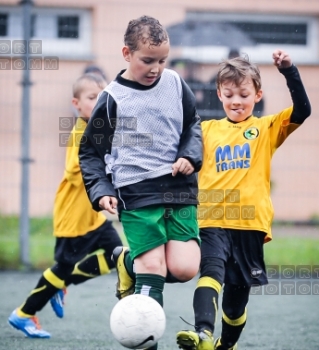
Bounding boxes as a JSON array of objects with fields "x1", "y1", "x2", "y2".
[
  {"x1": 243, "y1": 127, "x2": 259, "y2": 140},
  {"x1": 215, "y1": 143, "x2": 251, "y2": 172}
]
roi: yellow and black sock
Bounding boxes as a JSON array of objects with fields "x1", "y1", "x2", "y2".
[
  {"x1": 220, "y1": 283, "x2": 250, "y2": 347},
  {"x1": 220, "y1": 309, "x2": 247, "y2": 348},
  {"x1": 20, "y1": 268, "x2": 67, "y2": 315},
  {"x1": 65, "y1": 251, "x2": 111, "y2": 286},
  {"x1": 193, "y1": 277, "x2": 222, "y2": 333}
]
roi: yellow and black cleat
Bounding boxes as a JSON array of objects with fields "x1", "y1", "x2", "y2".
[
  {"x1": 112, "y1": 246, "x2": 134, "y2": 300},
  {"x1": 176, "y1": 329, "x2": 214, "y2": 350}
]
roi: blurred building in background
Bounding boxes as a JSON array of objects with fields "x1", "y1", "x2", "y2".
[{"x1": 0, "y1": 0, "x2": 318, "y2": 221}]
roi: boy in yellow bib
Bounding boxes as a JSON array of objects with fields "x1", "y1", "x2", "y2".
[
  {"x1": 176, "y1": 50, "x2": 311, "y2": 350},
  {"x1": 8, "y1": 73, "x2": 122, "y2": 338}
]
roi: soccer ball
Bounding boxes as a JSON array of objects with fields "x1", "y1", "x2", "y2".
[{"x1": 110, "y1": 294, "x2": 166, "y2": 349}]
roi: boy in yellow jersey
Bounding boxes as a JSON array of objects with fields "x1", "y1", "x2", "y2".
[
  {"x1": 8, "y1": 73, "x2": 122, "y2": 338},
  {"x1": 176, "y1": 50, "x2": 311, "y2": 350}
]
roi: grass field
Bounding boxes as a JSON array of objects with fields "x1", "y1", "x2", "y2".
[
  {"x1": 0, "y1": 215, "x2": 126, "y2": 269},
  {"x1": 0, "y1": 215, "x2": 318, "y2": 269},
  {"x1": 1, "y1": 271, "x2": 319, "y2": 350}
]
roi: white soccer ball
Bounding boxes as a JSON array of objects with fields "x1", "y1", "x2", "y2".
[{"x1": 110, "y1": 294, "x2": 166, "y2": 349}]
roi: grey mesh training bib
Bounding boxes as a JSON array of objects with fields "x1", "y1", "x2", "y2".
[{"x1": 104, "y1": 69, "x2": 183, "y2": 189}]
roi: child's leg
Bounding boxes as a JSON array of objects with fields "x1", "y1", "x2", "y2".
[
  {"x1": 134, "y1": 245, "x2": 166, "y2": 306},
  {"x1": 64, "y1": 250, "x2": 112, "y2": 286},
  {"x1": 113, "y1": 245, "x2": 191, "y2": 286},
  {"x1": 120, "y1": 206, "x2": 170, "y2": 350},
  {"x1": 111, "y1": 243, "x2": 194, "y2": 305},
  {"x1": 133, "y1": 247, "x2": 167, "y2": 350},
  {"x1": 192, "y1": 256, "x2": 224, "y2": 334},
  {"x1": 192, "y1": 228, "x2": 230, "y2": 334},
  {"x1": 65, "y1": 220, "x2": 123, "y2": 286},
  {"x1": 176, "y1": 255, "x2": 224, "y2": 350},
  {"x1": 120, "y1": 206, "x2": 168, "y2": 304},
  {"x1": 19, "y1": 262, "x2": 73, "y2": 316},
  {"x1": 8, "y1": 263, "x2": 73, "y2": 338},
  {"x1": 165, "y1": 204, "x2": 200, "y2": 282},
  {"x1": 112, "y1": 246, "x2": 136, "y2": 299},
  {"x1": 218, "y1": 284, "x2": 250, "y2": 348},
  {"x1": 176, "y1": 228, "x2": 230, "y2": 350},
  {"x1": 165, "y1": 240, "x2": 200, "y2": 282}
]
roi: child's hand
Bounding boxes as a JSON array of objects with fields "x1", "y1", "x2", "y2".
[
  {"x1": 172, "y1": 157, "x2": 194, "y2": 176},
  {"x1": 272, "y1": 49, "x2": 292, "y2": 69},
  {"x1": 99, "y1": 195, "x2": 118, "y2": 214}
]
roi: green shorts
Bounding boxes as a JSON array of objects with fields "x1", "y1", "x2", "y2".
[{"x1": 120, "y1": 204, "x2": 200, "y2": 260}]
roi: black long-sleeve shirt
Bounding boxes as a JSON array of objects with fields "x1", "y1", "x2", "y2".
[
  {"x1": 79, "y1": 69, "x2": 203, "y2": 213},
  {"x1": 279, "y1": 64, "x2": 311, "y2": 124}
]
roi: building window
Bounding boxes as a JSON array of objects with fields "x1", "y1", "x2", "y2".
[
  {"x1": 0, "y1": 6, "x2": 91, "y2": 57},
  {"x1": 233, "y1": 22, "x2": 308, "y2": 45},
  {"x1": 0, "y1": 13, "x2": 8, "y2": 36},
  {"x1": 170, "y1": 12, "x2": 318, "y2": 64},
  {"x1": 57, "y1": 15, "x2": 79, "y2": 39}
]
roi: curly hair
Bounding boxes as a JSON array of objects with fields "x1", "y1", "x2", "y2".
[
  {"x1": 216, "y1": 55, "x2": 262, "y2": 92},
  {"x1": 124, "y1": 15, "x2": 169, "y2": 52}
]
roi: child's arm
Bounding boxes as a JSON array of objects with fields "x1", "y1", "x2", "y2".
[
  {"x1": 175, "y1": 78, "x2": 203, "y2": 172},
  {"x1": 79, "y1": 92, "x2": 117, "y2": 212},
  {"x1": 273, "y1": 49, "x2": 311, "y2": 124}
]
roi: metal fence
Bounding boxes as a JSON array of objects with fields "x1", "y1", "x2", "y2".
[{"x1": 0, "y1": 0, "x2": 318, "y2": 268}]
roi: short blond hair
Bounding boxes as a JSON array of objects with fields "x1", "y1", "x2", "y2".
[
  {"x1": 216, "y1": 55, "x2": 261, "y2": 92},
  {"x1": 73, "y1": 73, "x2": 107, "y2": 98}
]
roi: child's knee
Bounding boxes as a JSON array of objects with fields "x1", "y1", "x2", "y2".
[
  {"x1": 135, "y1": 250, "x2": 167, "y2": 275},
  {"x1": 180, "y1": 267, "x2": 199, "y2": 281},
  {"x1": 168, "y1": 262, "x2": 199, "y2": 281},
  {"x1": 200, "y1": 257, "x2": 225, "y2": 284}
]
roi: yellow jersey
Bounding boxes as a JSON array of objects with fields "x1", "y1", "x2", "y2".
[
  {"x1": 198, "y1": 107, "x2": 300, "y2": 242},
  {"x1": 53, "y1": 117, "x2": 106, "y2": 237}
]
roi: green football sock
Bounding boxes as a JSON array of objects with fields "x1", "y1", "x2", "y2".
[{"x1": 135, "y1": 273, "x2": 165, "y2": 307}]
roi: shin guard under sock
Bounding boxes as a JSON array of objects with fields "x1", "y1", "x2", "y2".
[
  {"x1": 65, "y1": 251, "x2": 111, "y2": 286},
  {"x1": 220, "y1": 309, "x2": 247, "y2": 348},
  {"x1": 135, "y1": 273, "x2": 165, "y2": 307},
  {"x1": 193, "y1": 277, "x2": 222, "y2": 333},
  {"x1": 20, "y1": 268, "x2": 65, "y2": 315}
]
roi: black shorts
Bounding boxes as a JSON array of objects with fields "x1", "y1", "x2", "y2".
[
  {"x1": 54, "y1": 220, "x2": 122, "y2": 265},
  {"x1": 200, "y1": 227, "x2": 268, "y2": 286}
]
